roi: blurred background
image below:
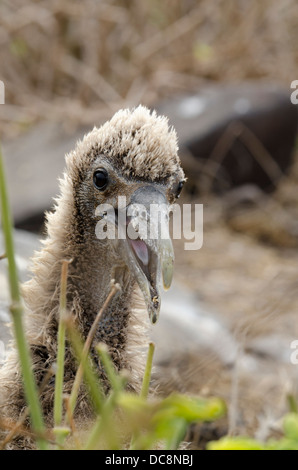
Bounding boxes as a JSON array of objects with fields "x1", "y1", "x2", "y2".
[{"x1": 1, "y1": 0, "x2": 298, "y2": 446}]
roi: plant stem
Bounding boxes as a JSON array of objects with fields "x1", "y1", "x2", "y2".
[
  {"x1": 96, "y1": 343, "x2": 123, "y2": 393},
  {"x1": 83, "y1": 343, "x2": 129, "y2": 450},
  {"x1": 83, "y1": 393, "x2": 120, "y2": 450},
  {"x1": 140, "y1": 342, "x2": 155, "y2": 400},
  {"x1": 68, "y1": 281, "x2": 120, "y2": 415},
  {"x1": 287, "y1": 394, "x2": 298, "y2": 414},
  {"x1": 0, "y1": 146, "x2": 47, "y2": 450},
  {"x1": 53, "y1": 260, "x2": 70, "y2": 440},
  {"x1": 130, "y1": 342, "x2": 155, "y2": 449},
  {"x1": 66, "y1": 317, "x2": 104, "y2": 416},
  {"x1": 165, "y1": 420, "x2": 187, "y2": 450}
]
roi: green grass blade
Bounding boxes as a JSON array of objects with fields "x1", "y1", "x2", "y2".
[
  {"x1": 68, "y1": 282, "x2": 120, "y2": 416},
  {"x1": 0, "y1": 145, "x2": 47, "y2": 450},
  {"x1": 53, "y1": 260, "x2": 70, "y2": 441},
  {"x1": 130, "y1": 342, "x2": 155, "y2": 449},
  {"x1": 83, "y1": 394, "x2": 120, "y2": 451},
  {"x1": 96, "y1": 343, "x2": 125, "y2": 393},
  {"x1": 140, "y1": 342, "x2": 155, "y2": 400},
  {"x1": 164, "y1": 419, "x2": 187, "y2": 450},
  {"x1": 66, "y1": 319, "x2": 104, "y2": 416}
]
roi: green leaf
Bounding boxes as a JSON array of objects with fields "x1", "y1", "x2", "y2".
[
  {"x1": 207, "y1": 437, "x2": 264, "y2": 450},
  {"x1": 161, "y1": 394, "x2": 226, "y2": 423},
  {"x1": 266, "y1": 438, "x2": 298, "y2": 450},
  {"x1": 283, "y1": 413, "x2": 298, "y2": 440}
]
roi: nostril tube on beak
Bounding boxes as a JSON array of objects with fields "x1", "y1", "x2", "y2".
[{"x1": 120, "y1": 184, "x2": 175, "y2": 324}]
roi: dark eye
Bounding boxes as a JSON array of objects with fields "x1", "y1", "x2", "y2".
[
  {"x1": 93, "y1": 169, "x2": 109, "y2": 191},
  {"x1": 176, "y1": 180, "x2": 185, "y2": 199}
]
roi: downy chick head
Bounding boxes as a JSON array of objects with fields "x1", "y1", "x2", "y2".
[{"x1": 65, "y1": 105, "x2": 185, "y2": 323}]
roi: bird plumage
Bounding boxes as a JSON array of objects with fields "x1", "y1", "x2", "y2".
[{"x1": 0, "y1": 106, "x2": 185, "y2": 448}]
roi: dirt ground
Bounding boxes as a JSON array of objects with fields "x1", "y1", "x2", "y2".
[{"x1": 164, "y1": 168, "x2": 298, "y2": 442}]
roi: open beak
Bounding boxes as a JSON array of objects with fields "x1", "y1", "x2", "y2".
[{"x1": 118, "y1": 186, "x2": 174, "y2": 324}]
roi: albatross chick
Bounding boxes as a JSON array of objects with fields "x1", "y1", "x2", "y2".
[{"x1": 0, "y1": 105, "x2": 185, "y2": 448}]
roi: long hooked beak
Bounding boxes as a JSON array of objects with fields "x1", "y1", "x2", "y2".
[{"x1": 118, "y1": 186, "x2": 174, "y2": 324}]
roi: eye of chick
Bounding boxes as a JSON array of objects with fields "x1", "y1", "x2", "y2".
[
  {"x1": 175, "y1": 180, "x2": 185, "y2": 199},
  {"x1": 93, "y1": 169, "x2": 109, "y2": 191}
]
